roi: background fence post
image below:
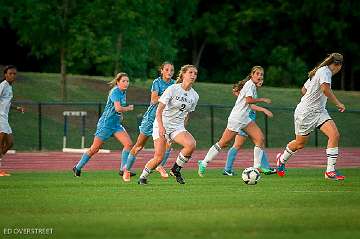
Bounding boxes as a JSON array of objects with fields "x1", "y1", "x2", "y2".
[
  {"x1": 315, "y1": 128, "x2": 318, "y2": 147},
  {"x1": 210, "y1": 105, "x2": 214, "y2": 145},
  {"x1": 264, "y1": 114, "x2": 268, "y2": 147},
  {"x1": 38, "y1": 102, "x2": 42, "y2": 150},
  {"x1": 98, "y1": 103, "x2": 102, "y2": 119}
]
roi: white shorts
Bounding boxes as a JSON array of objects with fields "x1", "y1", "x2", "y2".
[
  {"x1": 226, "y1": 117, "x2": 252, "y2": 133},
  {"x1": 294, "y1": 108, "x2": 331, "y2": 136},
  {"x1": 0, "y1": 120, "x2": 12, "y2": 134},
  {"x1": 152, "y1": 124, "x2": 187, "y2": 142}
]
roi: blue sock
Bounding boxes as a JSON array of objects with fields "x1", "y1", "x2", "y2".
[
  {"x1": 161, "y1": 149, "x2": 171, "y2": 166},
  {"x1": 261, "y1": 151, "x2": 271, "y2": 168},
  {"x1": 126, "y1": 153, "x2": 136, "y2": 171},
  {"x1": 120, "y1": 149, "x2": 130, "y2": 171},
  {"x1": 225, "y1": 147, "x2": 238, "y2": 172},
  {"x1": 76, "y1": 153, "x2": 91, "y2": 170}
]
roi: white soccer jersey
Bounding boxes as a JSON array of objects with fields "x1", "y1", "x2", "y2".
[
  {"x1": 228, "y1": 79, "x2": 257, "y2": 124},
  {"x1": 0, "y1": 80, "x2": 13, "y2": 122},
  {"x1": 156, "y1": 83, "x2": 199, "y2": 132},
  {"x1": 297, "y1": 66, "x2": 332, "y2": 113},
  {"x1": 0, "y1": 80, "x2": 13, "y2": 133}
]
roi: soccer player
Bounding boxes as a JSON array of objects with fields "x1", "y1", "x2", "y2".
[
  {"x1": 138, "y1": 64, "x2": 199, "y2": 185},
  {"x1": 198, "y1": 66, "x2": 272, "y2": 177},
  {"x1": 72, "y1": 73, "x2": 134, "y2": 177},
  {"x1": 122, "y1": 62, "x2": 175, "y2": 182},
  {"x1": 276, "y1": 53, "x2": 346, "y2": 180},
  {"x1": 223, "y1": 80, "x2": 276, "y2": 176},
  {"x1": 0, "y1": 65, "x2": 25, "y2": 177}
]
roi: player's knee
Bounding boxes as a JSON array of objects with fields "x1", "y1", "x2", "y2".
[
  {"x1": 184, "y1": 140, "x2": 196, "y2": 154},
  {"x1": 331, "y1": 131, "x2": 340, "y2": 142}
]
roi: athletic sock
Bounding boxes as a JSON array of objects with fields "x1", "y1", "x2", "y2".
[
  {"x1": 326, "y1": 147, "x2": 338, "y2": 172},
  {"x1": 120, "y1": 149, "x2": 130, "y2": 171},
  {"x1": 203, "y1": 143, "x2": 221, "y2": 166},
  {"x1": 160, "y1": 148, "x2": 171, "y2": 166},
  {"x1": 126, "y1": 153, "x2": 136, "y2": 171},
  {"x1": 76, "y1": 153, "x2": 91, "y2": 170},
  {"x1": 140, "y1": 167, "x2": 151, "y2": 179},
  {"x1": 253, "y1": 146, "x2": 263, "y2": 168},
  {"x1": 225, "y1": 147, "x2": 238, "y2": 172},
  {"x1": 175, "y1": 152, "x2": 190, "y2": 167},
  {"x1": 261, "y1": 151, "x2": 271, "y2": 168},
  {"x1": 280, "y1": 146, "x2": 295, "y2": 164}
]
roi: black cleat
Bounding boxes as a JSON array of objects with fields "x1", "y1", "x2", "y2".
[
  {"x1": 170, "y1": 169, "x2": 185, "y2": 184},
  {"x1": 72, "y1": 167, "x2": 81, "y2": 177},
  {"x1": 119, "y1": 170, "x2": 136, "y2": 177},
  {"x1": 138, "y1": 177, "x2": 148, "y2": 185}
]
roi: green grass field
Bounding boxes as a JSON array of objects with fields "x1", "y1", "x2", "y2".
[{"x1": 1, "y1": 169, "x2": 359, "y2": 239}]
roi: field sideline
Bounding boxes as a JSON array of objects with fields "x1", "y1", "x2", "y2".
[
  {"x1": 1, "y1": 148, "x2": 359, "y2": 172},
  {"x1": 1, "y1": 149, "x2": 359, "y2": 239}
]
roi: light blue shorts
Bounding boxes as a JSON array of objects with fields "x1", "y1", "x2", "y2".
[
  {"x1": 139, "y1": 117, "x2": 155, "y2": 137},
  {"x1": 95, "y1": 124, "x2": 125, "y2": 141},
  {"x1": 238, "y1": 129, "x2": 248, "y2": 137}
]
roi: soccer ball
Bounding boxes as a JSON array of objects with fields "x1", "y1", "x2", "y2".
[{"x1": 241, "y1": 167, "x2": 261, "y2": 185}]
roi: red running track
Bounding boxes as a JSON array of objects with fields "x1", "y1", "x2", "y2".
[{"x1": 1, "y1": 148, "x2": 359, "y2": 172}]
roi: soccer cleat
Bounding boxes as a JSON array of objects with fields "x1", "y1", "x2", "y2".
[
  {"x1": 119, "y1": 170, "x2": 136, "y2": 177},
  {"x1": 222, "y1": 170, "x2": 234, "y2": 176},
  {"x1": 325, "y1": 170, "x2": 345, "y2": 181},
  {"x1": 72, "y1": 167, "x2": 81, "y2": 177},
  {"x1": 122, "y1": 169, "x2": 131, "y2": 182},
  {"x1": 198, "y1": 160, "x2": 206, "y2": 177},
  {"x1": 169, "y1": 169, "x2": 185, "y2": 184},
  {"x1": 0, "y1": 170, "x2": 10, "y2": 176},
  {"x1": 138, "y1": 177, "x2": 148, "y2": 185},
  {"x1": 258, "y1": 167, "x2": 277, "y2": 175},
  {"x1": 155, "y1": 166, "x2": 169, "y2": 178},
  {"x1": 276, "y1": 153, "x2": 286, "y2": 177}
]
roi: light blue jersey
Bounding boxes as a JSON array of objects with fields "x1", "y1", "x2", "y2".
[
  {"x1": 95, "y1": 87, "x2": 127, "y2": 141},
  {"x1": 139, "y1": 77, "x2": 175, "y2": 136}
]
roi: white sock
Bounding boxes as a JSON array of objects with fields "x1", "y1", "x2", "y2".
[
  {"x1": 203, "y1": 143, "x2": 221, "y2": 166},
  {"x1": 326, "y1": 147, "x2": 338, "y2": 172},
  {"x1": 280, "y1": 146, "x2": 295, "y2": 164},
  {"x1": 176, "y1": 152, "x2": 191, "y2": 167},
  {"x1": 253, "y1": 146, "x2": 263, "y2": 168},
  {"x1": 140, "y1": 167, "x2": 151, "y2": 179}
]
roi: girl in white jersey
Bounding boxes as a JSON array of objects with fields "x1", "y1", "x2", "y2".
[
  {"x1": 0, "y1": 65, "x2": 25, "y2": 177},
  {"x1": 138, "y1": 65, "x2": 199, "y2": 185},
  {"x1": 198, "y1": 66, "x2": 272, "y2": 177},
  {"x1": 276, "y1": 53, "x2": 345, "y2": 180}
]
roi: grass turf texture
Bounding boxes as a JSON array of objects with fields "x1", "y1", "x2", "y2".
[{"x1": 1, "y1": 169, "x2": 359, "y2": 239}]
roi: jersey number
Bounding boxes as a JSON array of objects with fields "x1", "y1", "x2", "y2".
[{"x1": 179, "y1": 104, "x2": 186, "y2": 112}]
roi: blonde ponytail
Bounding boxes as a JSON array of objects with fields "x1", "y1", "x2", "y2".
[{"x1": 308, "y1": 53, "x2": 343, "y2": 78}]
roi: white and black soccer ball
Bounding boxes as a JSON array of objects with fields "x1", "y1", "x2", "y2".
[{"x1": 241, "y1": 167, "x2": 261, "y2": 185}]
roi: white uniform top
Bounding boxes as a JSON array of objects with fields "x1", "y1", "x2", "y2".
[
  {"x1": 0, "y1": 80, "x2": 13, "y2": 123},
  {"x1": 228, "y1": 79, "x2": 257, "y2": 124},
  {"x1": 296, "y1": 66, "x2": 332, "y2": 113},
  {"x1": 156, "y1": 83, "x2": 199, "y2": 132}
]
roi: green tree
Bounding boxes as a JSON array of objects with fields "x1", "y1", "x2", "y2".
[{"x1": 9, "y1": 0, "x2": 92, "y2": 100}]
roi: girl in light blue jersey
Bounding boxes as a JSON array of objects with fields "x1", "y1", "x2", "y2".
[
  {"x1": 0, "y1": 65, "x2": 25, "y2": 177},
  {"x1": 122, "y1": 62, "x2": 175, "y2": 182},
  {"x1": 223, "y1": 80, "x2": 276, "y2": 176},
  {"x1": 72, "y1": 73, "x2": 134, "y2": 177}
]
